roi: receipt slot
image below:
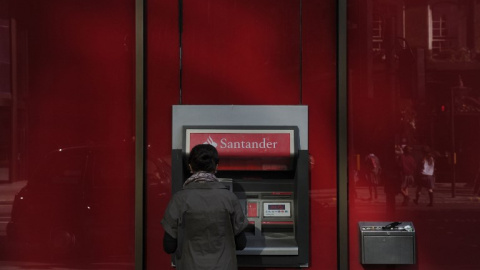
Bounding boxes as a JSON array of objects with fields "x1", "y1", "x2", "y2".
[
  {"x1": 359, "y1": 222, "x2": 416, "y2": 265},
  {"x1": 171, "y1": 105, "x2": 309, "y2": 268}
]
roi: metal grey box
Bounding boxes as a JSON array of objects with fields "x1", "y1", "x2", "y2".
[{"x1": 359, "y1": 222, "x2": 416, "y2": 265}]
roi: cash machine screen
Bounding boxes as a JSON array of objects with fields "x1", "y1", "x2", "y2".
[
  {"x1": 268, "y1": 204, "x2": 285, "y2": 210},
  {"x1": 264, "y1": 202, "x2": 291, "y2": 217}
]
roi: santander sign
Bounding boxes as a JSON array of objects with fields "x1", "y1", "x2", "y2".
[
  {"x1": 220, "y1": 137, "x2": 278, "y2": 149},
  {"x1": 186, "y1": 129, "x2": 295, "y2": 170}
]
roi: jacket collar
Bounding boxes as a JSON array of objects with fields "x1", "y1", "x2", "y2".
[{"x1": 183, "y1": 181, "x2": 228, "y2": 190}]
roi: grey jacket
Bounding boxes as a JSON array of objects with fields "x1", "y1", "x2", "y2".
[{"x1": 162, "y1": 181, "x2": 248, "y2": 270}]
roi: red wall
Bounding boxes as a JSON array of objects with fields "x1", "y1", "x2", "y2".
[
  {"x1": 145, "y1": 0, "x2": 179, "y2": 267},
  {"x1": 302, "y1": 0, "x2": 338, "y2": 269},
  {"x1": 23, "y1": 0, "x2": 135, "y2": 151}
]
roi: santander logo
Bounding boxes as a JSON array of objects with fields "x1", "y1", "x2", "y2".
[
  {"x1": 204, "y1": 136, "x2": 218, "y2": 147},
  {"x1": 204, "y1": 136, "x2": 278, "y2": 149}
]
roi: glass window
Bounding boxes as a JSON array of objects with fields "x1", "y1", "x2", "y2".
[
  {"x1": 0, "y1": 18, "x2": 10, "y2": 94},
  {"x1": 1, "y1": 0, "x2": 136, "y2": 268},
  {"x1": 349, "y1": 1, "x2": 480, "y2": 269},
  {"x1": 46, "y1": 152, "x2": 85, "y2": 185}
]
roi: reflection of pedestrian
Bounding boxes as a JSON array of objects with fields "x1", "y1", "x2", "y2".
[
  {"x1": 353, "y1": 169, "x2": 360, "y2": 199},
  {"x1": 398, "y1": 146, "x2": 416, "y2": 206},
  {"x1": 161, "y1": 144, "x2": 249, "y2": 269},
  {"x1": 364, "y1": 153, "x2": 381, "y2": 200},
  {"x1": 474, "y1": 165, "x2": 480, "y2": 196},
  {"x1": 414, "y1": 147, "x2": 435, "y2": 207}
]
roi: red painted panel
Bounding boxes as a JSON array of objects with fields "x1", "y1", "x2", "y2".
[
  {"x1": 145, "y1": 0, "x2": 180, "y2": 269},
  {"x1": 182, "y1": 0, "x2": 301, "y2": 105},
  {"x1": 6, "y1": 0, "x2": 136, "y2": 267},
  {"x1": 302, "y1": 0, "x2": 338, "y2": 269}
]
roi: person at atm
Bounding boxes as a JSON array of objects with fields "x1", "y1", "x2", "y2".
[{"x1": 161, "y1": 144, "x2": 248, "y2": 269}]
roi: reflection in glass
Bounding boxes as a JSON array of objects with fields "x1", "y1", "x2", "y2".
[
  {"x1": 349, "y1": 1, "x2": 480, "y2": 269},
  {"x1": 0, "y1": 0, "x2": 136, "y2": 268}
]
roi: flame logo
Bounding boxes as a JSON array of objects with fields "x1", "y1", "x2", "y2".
[{"x1": 204, "y1": 136, "x2": 218, "y2": 147}]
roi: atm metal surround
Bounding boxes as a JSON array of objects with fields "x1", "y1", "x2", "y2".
[{"x1": 172, "y1": 105, "x2": 309, "y2": 267}]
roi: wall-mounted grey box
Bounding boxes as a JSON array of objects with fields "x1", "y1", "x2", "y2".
[{"x1": 359, "y1": 221, "x2": 416, "y2": 265}]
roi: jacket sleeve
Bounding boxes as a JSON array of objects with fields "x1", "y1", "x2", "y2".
[
  {"x1": 231, "y1": 196, "x2": 249, "y2": 235},
  {"x1": 234, "y1": 231, "x2": 247, "y2": 250},
  {"x1": 161, "y1": 195, "x2": 181, "y2": 239}
]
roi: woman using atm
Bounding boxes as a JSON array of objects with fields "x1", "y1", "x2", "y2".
[{"x1": 161, "y1": 144, "x2": 248, "y2": 269}]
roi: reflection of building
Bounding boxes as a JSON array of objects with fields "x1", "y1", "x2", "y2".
[
  {"x1": 407, "y1": 1, "x2": 480, "y2": 184},
  {"x1": 0, "y1": 18, "x2": 26, "y2": 183},
  {"x1": 349, "y1": 0, "x2": 480, "y2": 183},
  {"x1": 0, "y1": 18, "x2": 14, "y2": 182}
]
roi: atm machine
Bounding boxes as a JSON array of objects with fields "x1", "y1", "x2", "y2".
[{"x1": 171, "y1": 105, "x2": 309, "y2": 267}]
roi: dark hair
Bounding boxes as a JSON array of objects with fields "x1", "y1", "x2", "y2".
[
  {"x1": 188, "y1": 144, "x2": 219, "y2": 173},
  {"x1": 423, "y1": 146, "x2": 434, "y2": 165}
]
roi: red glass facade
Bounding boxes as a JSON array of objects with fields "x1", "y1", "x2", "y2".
[
  {"x1": 0, "y1": 0, "x2": 136, "y2": 268},
  {"x1": 348, "y1": 1, "x2": 480, "y2": 269},
  {"x1": 146, "y1": 0, "x2": 337, "y2": 268},
  {"x1": 0, "y1": 0, "x2": 479, "y2": 269}
]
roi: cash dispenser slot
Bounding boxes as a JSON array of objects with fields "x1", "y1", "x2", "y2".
[{"x1": 261, "y1": 222, "x2": 294, "y2": 234}]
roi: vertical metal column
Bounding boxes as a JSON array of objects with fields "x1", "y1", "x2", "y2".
[
  {"x1": 299, "y1": 0, "x2": 303, "y2": 104},
  {"x1": 337, "y1": 0, "x2": 349, "y2": 269},
  {"x1": 135, "y1": 0, "x2": 145, "y2": 269}
]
